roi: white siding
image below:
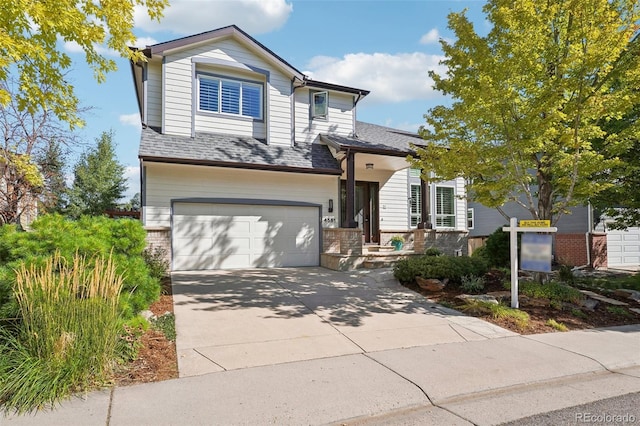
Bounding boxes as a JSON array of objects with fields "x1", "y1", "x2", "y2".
[
  {"x1": 160, "y1": 38, "x2": 293, "y2": 144},
  {"x1": 379, "y1": 169, "x2": 409, "y2": 230},
  {"x1": 143, "y1": 163, "x2": 338, "y2": 228},
  {"x1": 455, "y1": 177, "x2": 467, "y2": 230},
  {"x1": 294, "y1": 89, "x2": 354, "y2": 143},
  {"x1": 146, "y1": 61, "x2": 162, "y2": 127}
]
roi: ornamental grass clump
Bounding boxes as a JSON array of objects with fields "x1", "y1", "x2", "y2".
[{"x1": 0, "y1": 252, "x2": 123, "y2": 413}]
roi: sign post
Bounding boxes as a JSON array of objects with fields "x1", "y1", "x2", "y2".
[{"x1": 502, "y1": 218, "x2": 557, "y2": 308}]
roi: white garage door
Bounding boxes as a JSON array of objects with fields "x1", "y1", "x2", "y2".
[
  {"x1": 172, "y1": 202, "x2": 320, "y2": 270},
  {"x1": 607, "y1": 227, "x2": 640, "y2": 269}
]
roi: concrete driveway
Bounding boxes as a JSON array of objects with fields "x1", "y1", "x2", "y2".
[{"x1": 172, "y1": 267, "x2": 516, "y2": 377}]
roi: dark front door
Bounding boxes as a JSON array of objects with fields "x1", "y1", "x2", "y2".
[{"x1": 341, "y1": 181, "x2": 379, "y2": 243}]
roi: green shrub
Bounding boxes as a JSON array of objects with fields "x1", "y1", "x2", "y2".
[
  {"x1": 143, "y1": 246, "x2": 169, "y2": 281},
  {"x1": 394, "y1": 255, "x2": 488, "y2": 285},
  {"x1": 0, "y1": 215, "x2": 160, "y2": 320},
  {"x1": 460, "y1": 275, "x2": 485, "y2": 293},
  {"x1": 484, "y1": 226, "x2": 517, "y2": 268},
  {"x1": 0, "y1": 253, "x2": 123, "y2": 413},
  {"x1": 423, "y1": 247, "x2": 442, "y2": 256},
  {"x1": 519, "y1": 281, "x2": 584, "y2": 304},
  {"x1": 152, "y1": 313, "x2": 176, "y2": 342},
  {"x1": 558, "y1": 265, "x2": 575, "y2": 284}
]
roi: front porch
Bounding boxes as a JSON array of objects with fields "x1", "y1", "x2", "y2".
[{"x1": 321, "y1": 228, "x2": 469, "y2": 271}]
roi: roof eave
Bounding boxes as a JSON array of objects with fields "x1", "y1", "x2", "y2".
[{"x1": 139, "y1": 156, "x2": 343, "y2": 176}]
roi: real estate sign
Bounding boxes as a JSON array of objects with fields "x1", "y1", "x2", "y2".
[{"x1": 521, "y1": 233, "x2": 553, "y2": 273}]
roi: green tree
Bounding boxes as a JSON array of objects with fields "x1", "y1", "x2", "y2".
[
  {"x1": 411, "y1": 0, "x2": 640, "y2": 225},
  {"x1": 0, "y1": 0, "x2": 167, "y2": 128},
  {"x1": 36, "y1": 140, "x2": 69, "y2": 214},
  {"x1": 68, "y1": 131, "x2": 127, "y2": 217},
  {"x1": 591, "y1": 102, "x2": 640, "y2": 228}
]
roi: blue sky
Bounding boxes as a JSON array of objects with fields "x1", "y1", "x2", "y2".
[{"x1": 65, "y1": 0, "x2": 487, "y2": 199}]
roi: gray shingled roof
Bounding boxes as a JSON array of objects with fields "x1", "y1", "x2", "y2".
[
  {"x1": 320, "y1": 121, "x2": 425, "y2": 155},
  {"x1": 139, "y1": 127, "x2": 341, "y2": 173}
]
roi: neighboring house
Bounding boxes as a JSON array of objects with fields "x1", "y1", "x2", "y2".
[
  {"x1": 130, "y1": 25, "x2": 468, "y2": 271},
  {"x1": 0, "y1": 159, "x2": 38, "y2": 229},
  {"x1": 469, "y1": 201, "x2": 640, "y2": 270}
]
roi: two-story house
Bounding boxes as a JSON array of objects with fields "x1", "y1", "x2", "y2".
[{"x1": 130, "y1": 25, "x2": 469, "y2": 271}]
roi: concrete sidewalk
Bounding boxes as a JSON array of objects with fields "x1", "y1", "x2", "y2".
[
  {"x1": 3, "y1": 327, "x2": 639, "y2": 425},
  {"x1": 3, "y1": 267, "x2": 640, "y2": 425}
]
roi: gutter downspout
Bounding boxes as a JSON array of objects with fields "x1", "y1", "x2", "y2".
[{"x1": 574, "y1": 201, "x2": 593, "y2": 270}]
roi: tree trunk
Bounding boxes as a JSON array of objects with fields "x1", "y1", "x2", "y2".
[{"x1": 537, "y1": 166, "x2": 553, "y2": 222}]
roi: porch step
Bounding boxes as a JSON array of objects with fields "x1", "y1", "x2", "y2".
[{"x1": 362, "y1": 256, "x2": 408, "y2": 269}]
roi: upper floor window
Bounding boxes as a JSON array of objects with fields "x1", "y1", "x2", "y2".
[
  {"x1": 467, "y1": 208, "x2": 474, "y2": 229},
  {"x1": 435, "y1": 186, "x2": 455, "y2": 228},
  {"x1": 311, "y1": 91, "x2": 328, "y2": 119},
  {"x1": 198, "y1": 75, "x2": 262, "y2": 119}
]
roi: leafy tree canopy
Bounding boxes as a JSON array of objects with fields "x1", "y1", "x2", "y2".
[
  {"x1": 411, "y1": 0, "x2": 640, "y2": 224},
  {"x1": 0, "y1": 0, "x2": 167, "y2": 127}
]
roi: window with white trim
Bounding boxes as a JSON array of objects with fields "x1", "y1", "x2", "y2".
[
  {"x1": 435, "y1": 186, "x2": 455, "y2": 228},
  {"x1": 467, "y1": 208, "x2": 474, "y2": 229},
  {"x1": 410, "y1": 184, "x2": 421, "y2": 227},
  {"x1": 198, "y1": 75, "x2": 262, "y2": 119},
  {"x1": 311, "y1": 91, "x2": 328, "y2": 119}
]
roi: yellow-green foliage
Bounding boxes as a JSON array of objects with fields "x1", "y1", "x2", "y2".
[
  {"x1": 460, "y1": 300, "x2": 530, "y2": 330},
  {"x1": 0, "y1": 0, "x2": 167, "y2": 126},
  {"x1": 1, "y1": 252, "x2": 123, "y2": 413},
  {"x1": 411, "y1": 0, "x2": 640, "y2": 221},
  {"x1": 546, "y1": 319, "x2": 569, "y2": 332}
]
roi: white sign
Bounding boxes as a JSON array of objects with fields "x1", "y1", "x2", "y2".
[{"x1": 521, "y1": 233, "x2": 553, "y2": 273}]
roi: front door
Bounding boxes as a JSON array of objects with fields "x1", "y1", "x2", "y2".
[{"x1": 341, "y1": 181, "x2": 379, "y2": 243}]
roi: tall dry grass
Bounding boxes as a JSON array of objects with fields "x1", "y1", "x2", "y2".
[{"x1": 0, "y1": 252, "x2": 123, "y2": 413}]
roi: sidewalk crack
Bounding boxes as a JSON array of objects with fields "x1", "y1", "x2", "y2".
[{"x1": 105, "y1": 386, "x2": 114, "y2": 426}]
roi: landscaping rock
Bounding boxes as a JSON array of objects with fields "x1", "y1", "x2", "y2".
[
  {"x1": 486, "y1": 291, "x2": 511, "y2": 301},
  {"x1": 416, "y1": 276, "x2": 445, "y2": 291},
  {"x1": 580, "y1": 298, "x2": 599, "y2": 311},
  {"x1": 456, "y1": 294, "x2": 499, "y2": 305},
  {"x1": 140, "y1": 310, "x2": 156, "y2": 321},
  {"x1": 630, "y1": 308, "x2": 640, "y2": 315},
  {"x1": 613, "y1": 289, "x2": 640, "y2": 302},
  {"x1": 579, "y1": 290, "x2": 629, "y2": 306}
]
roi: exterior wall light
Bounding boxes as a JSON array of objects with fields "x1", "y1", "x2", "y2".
[{"x1": 365, "y1": 163, "x2": 374, "y2": 170}]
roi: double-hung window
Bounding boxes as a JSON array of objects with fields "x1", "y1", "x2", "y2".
[
  {"x1": 467, "y1": 208, "x2": 474, "y2": 229},
  {"x1": 435, "y1": 186, "x2": 455, "y2": 228},
  {"x1": 410, "y1": 185, "x2": 422, "y2": 227},
  {"x1": 198, "y1": 75, "x2": 262, "y2": 119}
]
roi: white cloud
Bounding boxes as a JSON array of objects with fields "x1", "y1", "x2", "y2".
[
  {"x1": 134, "y1": 0, "x2": 293, "y2": 35},
  {"x1": 304, "y1": 52, "x2": 446, "y2": 104},
  {"x1": 383, "y1": 120, "x2": 424, "y2": 134},
  {"x1": 119, "y1": 113, "x2": 141, "y2": 128},
  {"x1": 419, "y1": 28, "x2": 441, "y2": 45},
  {"x1": 122, "y1": 165, "x2": 141, "y2": 200},
  {"x1": 133, "y1": 36, "x2": 158, "y2": 48},
  {"x1": 63, "y1": 40, "x2": 119, "y2": 57}
]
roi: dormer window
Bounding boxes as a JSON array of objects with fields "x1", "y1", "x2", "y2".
[
  {"x1": 198, "y1": 74, "x2": 262, "y2": 120},
  {"x1": 311, "y1": 91, "x2": 328, "y2": 119}
]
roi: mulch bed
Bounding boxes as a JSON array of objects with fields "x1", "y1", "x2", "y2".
[{"x1": 404, "y1": 272, "x2": 640, "y2": 335}]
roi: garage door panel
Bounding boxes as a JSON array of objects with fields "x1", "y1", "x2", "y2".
[
  {"x1": 172, "y1": 203, "x2": 319, "y2": 270},
  {"x1": 607, "y1": 227, "x2": 640, "y2": 268}
]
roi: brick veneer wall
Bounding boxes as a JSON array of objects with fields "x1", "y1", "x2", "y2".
[
  {"x1": 322, "y1": 228, "x2": 362, "y2": 255},
  {"x1": 555, "y1": 234, "x2": 588, "y2": 266},
  {"x1": 555, "y1": 233, "x2": 608, "y2": 268},
  {"x1": 590, "y1": 233, "x2": 607, "y2": 268},
  {"x1": 145, "y1": 227, "x2": 171, "y2": 270},
  {"x1": 414, "y1": 229, "x2": 469, "y2": 256}
]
